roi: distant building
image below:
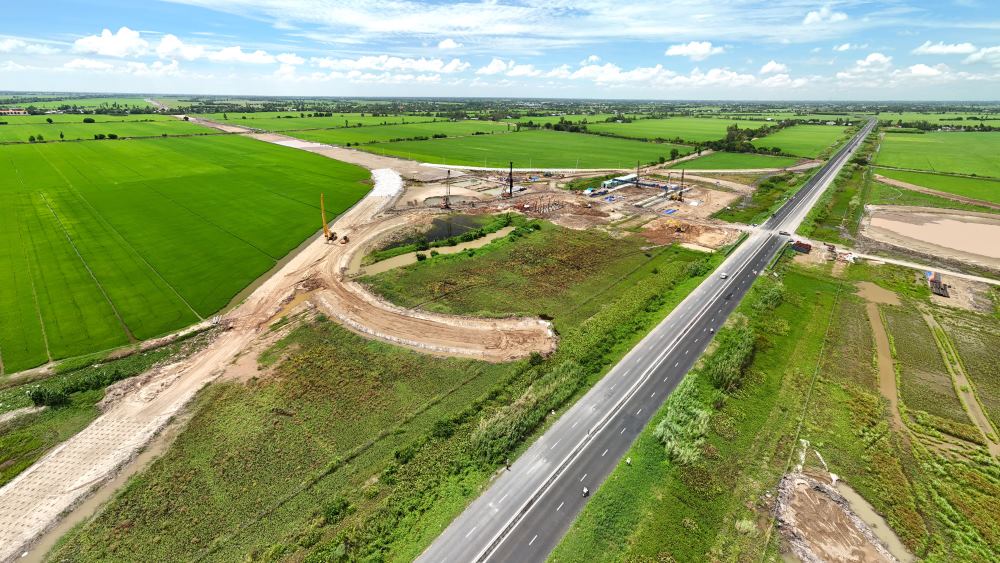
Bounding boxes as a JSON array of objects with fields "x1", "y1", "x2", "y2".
[{"x1": 0, "y1": 108, "x2": 28, "y2": 116}]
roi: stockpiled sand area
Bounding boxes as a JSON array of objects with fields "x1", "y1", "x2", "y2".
[
  {"x1": 875, "y1": 131, "x2": 1000, "y2": 177},
  {"x1": 0, "y1": 135, "x2": 370, "y2": 374},
  {"x1": 863, "y1": 205, "x2": 1000, "y2": 270}
]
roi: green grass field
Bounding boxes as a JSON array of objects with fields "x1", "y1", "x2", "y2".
[
  {"x1": 358, "y1": 129, "x2": 691, "y2": 168},
  {"x1": 50, "y1": 224, "x2": 716, "y2": 562},
  {"x1": 877, "y1": 112, "x2": 1000, "y2": 124},
  {"x1": 2, "y1": 97, "x2": 154, "y2": 109},
  {"x1": 751, "y1": 124, "x2": 848, "y2": 157},
  {"x1": 586, "y1": 117, "x2": 770, "y2": 143},
  {"x1": 668, "y1": 151, "x2": 799, "y2": 170},
  {"x1": 286, "y1": 120, "x2": 513, "y2": 145},
  {"x1": 875, "y1": 168, "x2": 1000, "y2": 204},
  {"x1": 201, "y1": 111, "x2": 439, "y2": 131},
  {"x1": 0, "y1": 119, "x2": 212, "y2": 142},
  {"x1": 875, "y1": 131, "x2": 1000, "y2": 177},
  {"x1": 0, "y1": 136, "x2": 369, "y2": 374},
  {"x1": 506, "y1": 114, "x2": 617, "y2": 125},
  {"x1": 868, "y1": 180, "x2": 1000, "y2": 214}
]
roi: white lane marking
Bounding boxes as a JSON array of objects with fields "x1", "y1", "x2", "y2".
[
  {"x1": 694, "y1": 338, "x2": 699, "y2": 343},
  {"x1": 620, "y1": 427, "x2": 626, "y2": 435},
  {"x1": 529, "y1": 534, "x2": 538, "y2": 547},
  {"x1": 684, "y1": 349, "x2": 688, "y2": 354},
  {"x1": 610, "y1": 384, "x2": 616, "y2": 391},
  {"x1": 580, "y1": 473, "x2": 587, "y2": 482},
  {"x1": 663, "y1": 377, "x2": 668, "y2": 383},
  {"x1": 650, "y1": 392, "x2": 655, "y2": 398},
  {"x1": 499, "y1": 493, "x2": 508, "y2": 504},
  {"x1": 636, "y1": 408, "x2": 643, "y2": 416},
  {"x1": 465, "y1": 526, "x2": 478, "y2": 538},
  {"x1": 571, "y1": 421, "x2": 579, "y2": 429},
  {"x1": 557, "y1": 502, "x2": 564, "y2": 511},
  {"x1": 602, "y1": 448, "x2": 608, "y2": 456},
  {"x1": 674, "y1": 361, "x2": 679, "y2": 367},
  {"x1": 550, "y1": 439, "x2": 561, "y2": 450}
]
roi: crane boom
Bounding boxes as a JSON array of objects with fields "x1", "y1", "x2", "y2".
[{"x1": 321, "y1": 193, "x2": 331, "y2": 240}]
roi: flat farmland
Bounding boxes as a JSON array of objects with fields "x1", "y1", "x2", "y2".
[
  {"x1": 878, "y1": 112, "x2": 1000, "y2": 123},
  {"x1": 751, "y1": 124, "x2": 848, "y2": 157},
  {"x1": 0, "y1": 136, "x2": 370, "y2": 374},
  {"x1": 1, "y1": 97, "x2": 154, "y2": 109},
  {"x1": 506, "y1": 114, "x2": 617, "y2": 124},
  {"x1": 875, "y1": 168, "x2": 1000, "y2": 204},
  {"x1": 587, "y1": 117, "x2": 770, "y2": 143},
  {"x1": 0, "y1": 119, "x2": 212, "y2": 142},
  {"x1": 875, "y1": 131, "x2": 1000, "y2": 177},
  {"x1": 201, "y1": 112, "x2": 439, "y2": 131},
  {"x1": 287, "y1": 120, "x2": 513, "y2": 145},
  {"x1": 358, "y1": 129, "x2": 691, "y2": 168},
  {"x1": 668, "y1": 151, "x2": 799, "y2": 170}
]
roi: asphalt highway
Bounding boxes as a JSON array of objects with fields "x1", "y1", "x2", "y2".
[{"x1": 417, "y1": 119, "x2": 876, "y2": 563}]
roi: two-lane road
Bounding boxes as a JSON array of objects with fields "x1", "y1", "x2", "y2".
[{"x1": 418, "y1": 119, "x2": 876, "y2": 563}]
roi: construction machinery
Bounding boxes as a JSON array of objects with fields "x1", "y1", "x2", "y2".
[
  {"x1": 440, "y1": 170, "x2": 452, "y2": 209},
  {"x1": 320, "y1": 194, "x2": 337, "y2": 243}
]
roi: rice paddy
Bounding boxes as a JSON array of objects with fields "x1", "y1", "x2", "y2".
[
  {"x1": 750, "y1": 124, "x2": 849, "y2": 157},
  {"x1": 586, "y1": 116, "x2": 771, "y2": 143},
  {"x1": 875, "y1": 131, "x2": 1000, "y2": 177}
]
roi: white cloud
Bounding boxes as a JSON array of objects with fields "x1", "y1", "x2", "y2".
[
  {"x1": 912, "y1": 41, "x2": 977, "y2": 55},
  {"x1": 506, "y1": 63, "x2": 541, "y2": 77},
  {"x1": 0, "y1": 38, "x2": 60, "y2": 55},
  {"x1": 73, "y1": 27, "x2": 148, "y2": 57},
  {"x1": 664, "y1": 41, "x2": 724, "y2": 61},
  {"x1": 476, "y1": 58, "x2": 510, "y2": 75},
  {"x1": 857, "y1": 52, "x2": 892, "y2": 69},
  {"x1": 125, "y1": 59, "x2": 180, "y2": 77},
  {"x1": 760, "y1": 73, "x2": 809, "y2": 88},
  {"x1": 438, "y1": 38, "x2": 462, "y2": 50},
  {"x1": 580, "y1": 54, "x2": 601, "y2": 65},
  {"x1": 803, "y1": 6, "x2": 848, "y2": 25},
  {"x1": 207, "y1": 46, "x2": 275, "y2": 64},
  {"x1": 963, "y1": 46, "x2": 1000, "y2": 67},
  {"x1": 906, "y1": 63, "x2": 944, "y2": 77},
  {"x1": 546, "y1": 64, "x2": 572, "y2": 78},
  {"x1": 760, "y1": 60, "x2": 788, "y2": 74},
  {"x1": 156, "y1": 34, "x2": 205, "y2": 60},
  {"x1": 313, "y1": 54, "x2": 468, "y2": 74},
  {"x1": 276, "y1": 52, "x2": 304, "y2": 65},
  {"x1": 63, "y1": 58, "x2": 115, "y2": 71}
]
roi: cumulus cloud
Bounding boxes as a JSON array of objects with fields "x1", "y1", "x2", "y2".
[
  {"x1": 580, "y1": 54, "x2": 601, "y2": 65},
  {"x1": 664, "y1": 41, "x2": 724, "y2": 61},
  {"x1": 760, "y1": 60, "x2": 788, "y2": 74},
  {"x1": 207, "y1": 46, "x2": 275, "y2": 64},
  {"x1": 156, "y1": 34, "x2": 205, "y2": 60},
  {"x1": 506, "y1": 63, "x2": 541, "y2": 77},
  {"x1": 476, "y1": 58, "x2": 510, "y2": 75},
  {"x1": 963, "y1": 46, "x2": 1000, "y2": 67},
  {"x1": 73, "y1": 27, "x2": 148, "y2": 57},
  {"x1": 63, "y1": 58, "x2": 115, "y2": 71},
  {"x1": 833, "y1": 42, "x2": 867, "y2": 52},
  {"x1": 803, "y1": 6, "x2": 848, "y2": 25},
  {"x1": 437, "y1": 38, "x2": 462, "y2": 50},
  {"x1": 0, "y1": 38, "x2": 60, "y2": 55},
  {"x1": 276, "y1": 52, "x2": 304, "y2": 65},
  {"x1": 313, "y1": 54, "x2": 468, "y2": 74},
  {"x1": 760, "y1": 73, "x2": 809, "y2": 88},
  {"x1": 912, "y1": 41, "x2": 977, "y2": 55},
  {"x1": 906, "y1": 63, "x2": 944, "y2": 77}
]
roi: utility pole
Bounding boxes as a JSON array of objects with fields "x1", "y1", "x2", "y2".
[
  {"x1": 442, "y1": 169, "x2": 451, "y2": 209},
  {"x1": 635, "y1": 159, "x2": 640, "y2": 188},
  {"x1": 508, "y1": 161, "x2": 514, "y2": 198}
]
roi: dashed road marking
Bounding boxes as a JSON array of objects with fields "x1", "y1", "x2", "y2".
[
  {"x1": 499, "y1": 493, "x2": 508, "y2": 504},
  {"x1": 636, "y1": 408, "x2": 643, "y2": 416},
  {"x1": 550, "y1": 439, "x2": 561, "y2": 450},
  {"x1": 529, "y1": 534, "x2": 538, "y2": 547},
  {"x1": 602, "y1": 448, "x2": 608, "y2": 456},
  {"x1": 620, "y1": 427, "x2": 626, "y2": 435},
  {"x1": 557, "y1": 501, "x2": 564, "y2": 511},
  {"x1": 465, "y1": 526, "x2": 477, "y2": 538},
  {"x1": 581, "y1": 473, "x2": 587, "y2": 482}
]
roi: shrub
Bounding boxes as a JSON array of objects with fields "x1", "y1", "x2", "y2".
[
  {"x1": 27, "y1": 386, "x2": 70, "y2": 407},
  {"x1": 704, "y1": 314, "x2": 756, "y2": 392},
  {"x1": 415, "y1": 252, "x2": 427, "y2": 261},
  {"x1": 82, "y1": 117, "x2": 95, "y2": 123},
  {"x1": 654, "y1": 377, "x2": 711, "y2": 465}
]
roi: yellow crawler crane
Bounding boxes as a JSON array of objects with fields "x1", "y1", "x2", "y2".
[{"x1": 320, "y1": 193, "x2": 336, "y2": 242}]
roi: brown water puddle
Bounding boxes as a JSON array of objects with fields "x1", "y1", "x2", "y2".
[
  {"x1": 834, "y1": 481, "x2": 915, "y2": 562},
  {"x1": 856, "y1": 283, "x2": 906, "y2": 436}
]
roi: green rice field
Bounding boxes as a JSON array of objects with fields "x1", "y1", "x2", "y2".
[
  {"x1": 201, "y1": 112, "x2": 439, "y2": 131},
  {"x1": 875, "y1": 168, "x2": 1000, "y2": 205},
  {"x1": 587, "y1": 117, "x2": 770, "y2": 143},
  {"x1": 875, "y1": 131, "x2": 1000, "y2": 178},
  {"x1": 0, "y1": 136, "x2": 370, "y2": 374},
  {"x1": 506, "y1": 114, "x2": 617, "y2": 125},
  {"x1": 357, "y1": 129, "x2": 691, "y2": 168},
  {"x1": 751, "y1": 124, "x2": 848, "y2": 157},
  {"x1": 0, "y1": 118, "x2": 212, "y2": 142},
  {"x1": 1, "y1": 97, "x2": 154, "y2": 109},
  {"x1": 667, "y1": 151, "x2": 799, "y2": 170},
  {"x1": 287, "y1": 121, "x2": 513, "y2": 145}
]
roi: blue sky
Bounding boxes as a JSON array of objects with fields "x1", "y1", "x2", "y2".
[{"x1": 1, "y1": 0, "x2": 999, "y2": 99}]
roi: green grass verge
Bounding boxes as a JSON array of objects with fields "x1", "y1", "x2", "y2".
[
  {"x1": 868, "y1": 181, "x2": 999, "y2": 214},
  {"x1": 586, "y1": 117, "x2": 771, "y2": 144},
  {"x1": 713, "y1": 172, "x2": 811, "y2": 225}
]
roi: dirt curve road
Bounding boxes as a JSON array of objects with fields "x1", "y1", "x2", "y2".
[{"x1": 0, "y1": 168, "x2": 554, "y2": 562}]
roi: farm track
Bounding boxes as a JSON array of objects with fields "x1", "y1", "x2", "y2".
[{"x1": 0, "y1": 150, "x2": 554, "y2": 561}]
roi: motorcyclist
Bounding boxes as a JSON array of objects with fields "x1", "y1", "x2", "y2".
[{"x1": 582, "y1": 487, "x2": 589, "y2": 497}]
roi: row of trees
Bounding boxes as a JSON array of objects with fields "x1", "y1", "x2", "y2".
[{"x1": 26, "y1": 132, "x2": 122, "y2": 142}]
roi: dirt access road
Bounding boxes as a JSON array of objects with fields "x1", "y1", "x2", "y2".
[{"x1": 0, "y1": 165, "x2": 553, "y2": 562}]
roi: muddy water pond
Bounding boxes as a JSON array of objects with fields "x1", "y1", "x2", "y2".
[{"x1": 834, "y1": 480, "x2": 915, "y2": 562}]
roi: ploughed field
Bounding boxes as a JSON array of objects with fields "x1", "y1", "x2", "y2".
[
  {"x1": 351, "y1": 129, "x2": 692, "y2": 168},
  {"x1": 875, "y1": 131, "x2": 1000, "y2": 178},
  {"x1": 0, "y1": 135, "x2": 369, "y2": 374}
]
